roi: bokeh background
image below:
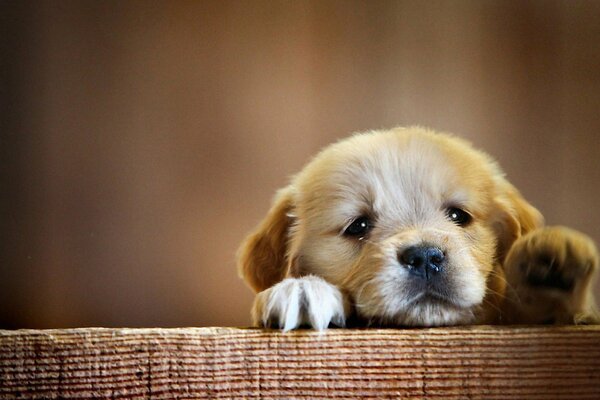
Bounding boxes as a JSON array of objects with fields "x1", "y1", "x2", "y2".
[{"x1": 2, "y1": 0, "x2": 600, "y2": 328}]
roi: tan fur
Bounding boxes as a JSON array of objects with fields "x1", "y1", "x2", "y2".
[
  {"x1": 237, "y1": 187, "x2": 296, "y2": 292},
  {"x1": 237, "y1": 127, "x2": 599, "y2": 329},
  {"x1": 503, "y1": 226, "x2": 599, "y2": 324}
]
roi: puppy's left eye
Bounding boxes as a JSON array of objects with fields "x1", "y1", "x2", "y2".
[
  {"x1": 344, "y1": 216, "x2": 372, "y2": 238},
  {"x1": 446, "y1": 207, "x2": 472, "y2": 226}
]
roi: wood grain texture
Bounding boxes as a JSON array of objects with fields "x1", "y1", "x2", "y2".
[{"x1": 1, "y1": 326, "x2": 599, "y2": 399}]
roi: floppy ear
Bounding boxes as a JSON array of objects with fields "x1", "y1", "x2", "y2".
[
  {"x1": 491, "y1": 179, "x2": 544, "y2": 262},
  {"x1": 237, "y1": 187, "x2": 296, "y2": 292}
]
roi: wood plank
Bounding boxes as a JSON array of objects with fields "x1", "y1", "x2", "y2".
[{"x1": 1, "y1": 326, "x2": 599, "y2": 399}]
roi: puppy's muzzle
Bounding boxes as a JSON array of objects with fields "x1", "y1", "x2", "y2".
[{"x1": 399, "y1": 245, "x2": 446, "y2": 280}]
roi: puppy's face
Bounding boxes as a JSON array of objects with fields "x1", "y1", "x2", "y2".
[{"x1": 239, "y1": 127, "x2": 542, "y2": 326}]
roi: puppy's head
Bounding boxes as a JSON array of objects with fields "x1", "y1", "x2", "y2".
[{"x1": 238, "y1": 127, "x2": 543, "y2": 326}]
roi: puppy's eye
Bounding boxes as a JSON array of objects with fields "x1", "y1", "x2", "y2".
[
  {"x1": 446, "y1": 207, "x2": 472, "y2": 227},
  {"x1": 344, "y1": 216, "x2": 372, "y2": 238}
]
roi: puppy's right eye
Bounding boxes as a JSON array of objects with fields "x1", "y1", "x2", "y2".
[
  {"x1": 446, "y1": 207, "x2": 472, "y2": 227},
  {"x1": 344, "y1": 216, "x2": 372, "y2": 238}
]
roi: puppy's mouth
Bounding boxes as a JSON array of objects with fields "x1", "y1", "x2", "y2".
[
  {"x1": 408, "y1": 288, "x2": 464, "y2": 308},
  {"x1": 405, "y1": 277, "x2": 467, "y2": 309},
  {"x1": 409, "y1": 291, "x2": 463, "y2": 309},
  {"x1": 397, "y1": 289, "x2": 477, "y2": 327}
]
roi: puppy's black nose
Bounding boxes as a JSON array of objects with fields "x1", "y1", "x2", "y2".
[{"x1": 399, "y1": 246, "x2": 445, "y2": 280}]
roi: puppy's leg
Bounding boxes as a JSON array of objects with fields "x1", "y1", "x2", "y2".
[
  {"x1": 252, "y1": 275, "x2": 350, "y2": 331},
  {"x1": 503, "y1": 226, "x2": 599, "y2": 324}
]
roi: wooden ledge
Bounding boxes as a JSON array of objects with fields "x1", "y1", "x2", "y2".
[{"x1": 1, "y1": 326, "x2": 600, "y2": 399}]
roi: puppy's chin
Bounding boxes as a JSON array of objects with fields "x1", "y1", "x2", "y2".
[
  {"x1": 392, "y1": 297, "x2": 477, "y2": 327},
  {"x1": 356, "y1": 293, "x2": 478, "y2": 327},
  {"x1": 355, "y1": 290, "x2": 478, "y2": 327}
]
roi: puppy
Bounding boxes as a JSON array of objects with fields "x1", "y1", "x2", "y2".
[{"x1": 237, "y1": 127, "x2": 599, "y2": 330}]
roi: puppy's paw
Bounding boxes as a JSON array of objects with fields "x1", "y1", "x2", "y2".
[
  {"x1": 252, "y1": 276, "x2": 349, "y2": 331},
  {"x1": 504, "y1": 226, "x2": 599, "y2": 324}
]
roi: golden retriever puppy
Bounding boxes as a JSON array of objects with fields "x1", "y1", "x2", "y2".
[{"x1": 237, "y1": 127, "x2": 599, "y2": 330}]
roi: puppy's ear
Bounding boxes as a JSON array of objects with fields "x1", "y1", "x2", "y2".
[
  {"x1": 491, "y1": 179, "x2": 544, "y2": 262},
  {"x1": 237, "y1": 187, "x2": 296, "y2": 292}
]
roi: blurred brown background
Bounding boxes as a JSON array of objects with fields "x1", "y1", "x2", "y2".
[{"x1": 1, "y1": 0, "x2": 600, "y2": 328}]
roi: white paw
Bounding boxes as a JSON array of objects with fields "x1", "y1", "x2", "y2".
[{"x1": 252, "y1": 276, "x2": 348, "y2": 331}]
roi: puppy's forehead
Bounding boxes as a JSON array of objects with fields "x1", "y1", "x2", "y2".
[{"x1": 295, "y1": 128, "x2": 496, "y2": 220}]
